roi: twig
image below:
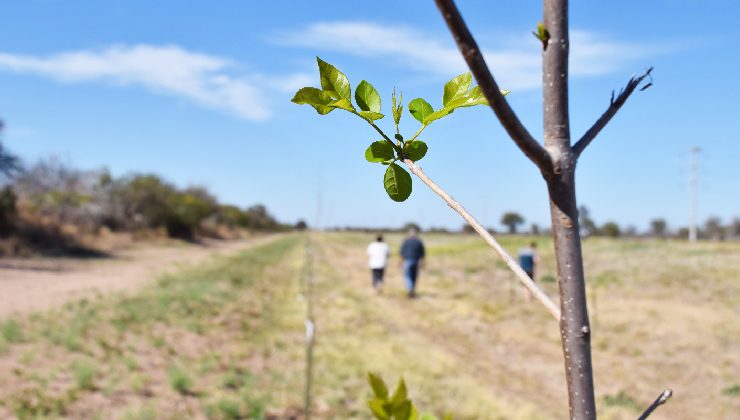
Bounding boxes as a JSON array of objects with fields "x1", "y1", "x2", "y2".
[
  {"x1": 637, "y1": 389, "x2": 673, "y2": 420},
  {"x1": 572, "y1": 67, "x2": 653, "y2": 158},
  {"x1": 434, "y1": 0, "x2": 553, "y2": 175},
  {"x1": 402, "y1": 159, "x2": 561, "y2": 320}
]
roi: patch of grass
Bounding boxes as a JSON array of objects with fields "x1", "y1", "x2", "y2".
[
  {"x1": 206, "y1": 396, "x2": 243, "y2": 420},
  {"x1": 168, "y1": 366, "x2": 194, "y2": 395},
  {"x1": 71, "y1": 360, "x2": 98, "y2": 391},
  {"x1": 221, "y1": 368, "x2": 248, "y2": 390},
  {"x1": 7, "y1": 387, "x2": 76, "y2": 419},
  {"x1": 120, "y1": 403, "x2": 159, "y2": 420},
  {"x1": 602, "y1": 390, "x2": 640, "y2": 412},
  {"x1": 722, "y1": 384, "x2": 740, "y2": 396},
  {"x1": 1, "y1": 319, "x2": 24, "y2": 343}
]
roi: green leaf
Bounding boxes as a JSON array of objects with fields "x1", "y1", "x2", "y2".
[
  {"x1": 442, "y1": 73, "x2": 472, "y2": 107},
  {"x1": 438, "y1": 86, "x2": 509, "y2": 111},
  {"x1": 365, "y1": 141, "x2": 395, "y2": 163},
  {"x1": 390, "y1": 378, "x2": 408, "y2": 409},
  {"x1": 420, "y1": 415, "x2": 438, "y2": 420},
  {"x1": 291, "y1": 87, "x2": 335, "y2": 115},
  {"x1": 404, "y1": 141, "x2": 427, "y2": 162},
  {"x1": 422, "y1": 107, "x2": 453, "y2": 124},
  {"x1": 368, "y1": 398, "x2": 391, "y2": 420},
  {"x1": 355, "y1": 80, "x2": 381, "y2": 113},
  {"x1": 328, "y1": 98, "x2": 355, "y2": 112},
  {"x1": 317, "y1": 57, "x2": 351, "y2": 100},
  {"x1": 393, "y1": 400, "x2": 413, "y2": 420},
  {"x1": 367, "y1": 372, "x2": 389, "y2": 399},
  {"x1": 408, "y1": 98, "x2": 434, "y2": 124},
  {"x1": 409, "y1": 405, "x2": 421, "y2": 420},
  {"x1": 359, "y1": 111, "x2": 385, "y2": 121},
  {"x1": 442, "y1": 414, "x2": 453, "y2": 420},
  {"x1": 383, "y1": 164, "x2": 412, "y2": 202}
]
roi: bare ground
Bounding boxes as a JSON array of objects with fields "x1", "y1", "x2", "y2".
[{"x1": 0, "y1": 235, "x2": 278, "y2": 319}]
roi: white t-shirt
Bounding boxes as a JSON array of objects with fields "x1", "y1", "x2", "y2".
[{"x1": 366, "y1": 241, "x2": 390, "y2": 269}]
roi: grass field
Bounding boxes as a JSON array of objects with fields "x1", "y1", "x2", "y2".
[{"x1": 0, "y1": 232, "x2": 738, "y2": 419}]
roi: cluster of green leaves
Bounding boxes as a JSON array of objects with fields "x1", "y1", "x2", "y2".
[
  {"x1": 292, "y1": 57, "x2": 507, "y2": 202},
  {"x1": 367, "y1": 373, "x2": 452, "y2": 420}
]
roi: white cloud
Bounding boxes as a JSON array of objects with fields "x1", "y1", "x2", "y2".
[
  {"x1": 0, "y1": 45, "x2": 309, "y2": 121},
  {"x1": 275, "y1": 21, "x2": 656, "y2": 90}
]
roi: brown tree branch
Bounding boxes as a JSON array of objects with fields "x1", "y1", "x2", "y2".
[
  {"x1": 637, "y1": 389, "x2": 673, "y2": 420},
  {"x1": 434, "y1": 0, "x2": 553, "y2": 175},
  {"x1": 402, "y1": 158, "x2": 561, "y2": 320},
  {"x1": 572, "y1": 67, "x2": 653, "y2": 158}
]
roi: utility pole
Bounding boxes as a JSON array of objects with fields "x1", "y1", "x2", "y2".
[{"x1": 689, "y1": 146, "x2": 701, "y2": 242}]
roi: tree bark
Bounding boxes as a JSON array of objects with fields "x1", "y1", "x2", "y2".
[
  {"x1": 542, "y1": 0, "x2": 597, "y2": 418},
  {"x1": 546, "y1": 173, "x2": 596, "y2": 419}
]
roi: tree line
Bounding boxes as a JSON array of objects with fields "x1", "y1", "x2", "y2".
[{"x1": 0, "y1": 128, "x2": 289, "y2": 255}]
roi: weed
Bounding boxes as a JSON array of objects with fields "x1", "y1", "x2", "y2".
[
  {"x1": 71, "y1": 360, "x2": 98, "y2": 391},
  {"x1": 1, "y1": 319, "x2": 24, "y2": 343},
  {"x1": 120, "y1": 403, "x2": 159, "y2": 420},
  {"x1": 722, "y1": 384, "x2": 740, "y2": 396},
  {"x1": 168, "y1": 366, "x2": 194, "y2": 395},
  {"x1": 8, "y1": 387, "x2": 74, "y2": 419},
  {"x1": 602, "y1": 390, "x2": 640, "y2": 412}
]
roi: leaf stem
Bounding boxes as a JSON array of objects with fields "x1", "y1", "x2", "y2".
[{"x1": 408, "y1": 123, "x2": 430, "y2": 142}]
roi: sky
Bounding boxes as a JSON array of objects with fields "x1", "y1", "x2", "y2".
[{"x1": 0, "y1": 0, "x2": 738, "y2": 231}]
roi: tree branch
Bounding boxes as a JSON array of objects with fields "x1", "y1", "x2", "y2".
[
  {"x1": 434, "y1": 0, "x2": 553, "y2": 175},
  {"x1": 402, "y1": 158, "x2": 561, "y2": 320},
  {"x1": 637, "y1": 389, "x2": 673, "y2": 420},
  {"x1": 572, "y1": 67, "x2": 653, "y2": 158}
]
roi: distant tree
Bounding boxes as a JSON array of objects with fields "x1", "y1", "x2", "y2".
[
  {"x1": 601, "y1": 221, "x2": 621, "y2": 238},
  {"x1": 578, "y1": 206, "x2": 597, "y2": 237},
  {"x1": 0, "y1": 120, "x2": 21, "y2": 179},
  {"x1": 703, "y1": 216, "x2": 723, "y2": 240},
  {"x1": 728, "y1": 218, "x2": 740, "y2": 239},
  {"x1": 295, "y1": 219, "x2": 308, "y2": 230},
  {"x1": 461, "y1": 224, "x2": 475, "y2": 234},
  {"x1": 530, "y1": 223, "x2": 540, "y2": 236},
  {"x1": 650, "y1": 218, "x2": 667, "y2": 238},
  {"x1": 500, "y1": 212, "x2": 524, "y2": 234},
  {"x1": 0, "y1": 186, "x2": 17, "y2": 236}
]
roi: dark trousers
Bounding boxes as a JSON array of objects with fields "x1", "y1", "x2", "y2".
[{"x1": 371, "y1": 268, "x2": 385, "y2": 287}]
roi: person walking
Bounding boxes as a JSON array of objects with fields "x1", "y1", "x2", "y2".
[
  {"x1": 518, "y1": 242, "x2": 539, "y2": 301},
  {"x1": 366, "y1": 234, "x2": 390, "y2": 293},
  {"x1": 399, "y1": 227, "x2": 425, "y2": 298}
]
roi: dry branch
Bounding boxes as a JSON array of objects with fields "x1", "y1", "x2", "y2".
[
  {"x1": 572, "y1": 67, "x2": 653, "y2": 158},
  {"x1": 434, "y1": 0, "x2": 553, "y2": 174},
  {"x1": 402, "y1": 158, "x2": 561, "y2": 320}
]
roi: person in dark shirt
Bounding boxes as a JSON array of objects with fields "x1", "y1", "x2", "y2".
[
  {"x1": 399, "y1": 227, "x2": 425, "y2": 298},
  {"x1": 518, "y1": 242, "x2": 539, "y2": 301}
]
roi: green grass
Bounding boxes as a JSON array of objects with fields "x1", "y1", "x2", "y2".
[
  {"x1": 168, "y1": 367, "x2": 194, "y2": 395},
  {"x1": 71, "y1": 359, "x2": 98, "y2": 391}
]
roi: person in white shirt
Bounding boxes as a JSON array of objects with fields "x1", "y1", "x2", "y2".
[{"x1": 366, "y1": 235, "x2": 390, "y2": 293}]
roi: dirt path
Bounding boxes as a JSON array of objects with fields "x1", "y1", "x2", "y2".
[{"x1": 0, "y1": 235, "x2": 281, "y2": 319}]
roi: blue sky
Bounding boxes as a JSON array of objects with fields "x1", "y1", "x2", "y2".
[{"x1": 0, "y1": 0, "x2": 738, "y2": 231}]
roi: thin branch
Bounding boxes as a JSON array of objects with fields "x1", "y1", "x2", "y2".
[
  {"x1": 402, "y1": 158, "x2": 561, "y2": 320},
  {"x1": 434, "y1": 0, "x2": 553, "y2": 174},
  {"x1": 572, "y1": 67, "x2": 653, "y2": 158},
  {"x1": 637, "y1": 389, "x2": 673, "y2": 420}
]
